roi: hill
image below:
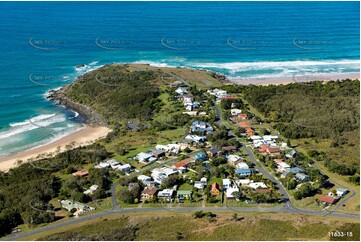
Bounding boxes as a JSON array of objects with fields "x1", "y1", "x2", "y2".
[{"x1": 49, "y1": 64, "x2": 226, "y2": 125}]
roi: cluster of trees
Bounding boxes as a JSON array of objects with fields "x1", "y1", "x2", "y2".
[
  {"x1": 0, "y1": 143, "x2": 113, "y2": 236},
  {"x1": 66, "y1": 64, "x2": 163, "y2": 123},
  {"x1": 242, "y1": 80, "x2": 360, "y2": 180}
]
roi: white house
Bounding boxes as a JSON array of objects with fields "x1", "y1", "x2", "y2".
[
  {"x1": 194, "y1": 181, "x2": 204, "y2": 190},
  {"x1": 336, "y1": 188, "x2": 349, "y2": 197},
  {"x1": 230, "y1": 109, "x2": 242, "y2": 116},
  {"x1": 118, "y1": 164, "x2": 132, "y2": 173},
  {"x1": 235, "y1": 179, "x2": 253, "y2": 186},
  {"x1": 226, "y1": 185, "x2": 240, "y2": 198},
  {"x1": 175, "y1": 87, "x2": 188, "y2": 95},
  {"x1": 185, "y1": 134, "x2": 206, "y2": 143},
  {"x1": 83, "y1": 185, "x2": 99, "y2": 195},
  {"x1": 94, "y1": 162, "x2": 110, "y2": 169},
  {"x1": 157, "y1": 189, "x2": 174, "y2": 201},
  {"x1": 138, "y1": 175, "x2": 152, "y2": 182},
  {"x1": 276, "y1": 162, "x2": 291, "y2": 172},
  {"x1": 222, "y1": 179, "x2": 231, "y2": 190},
  {"x1": 236, "y1": 162, "x2": 249, "y2": 170},
  {"x1": 227, "y1": 154, "x2": 242, "y2": 164},
  {"x1": 249, "y1": 182, "x2": 267, "y2": 189}
]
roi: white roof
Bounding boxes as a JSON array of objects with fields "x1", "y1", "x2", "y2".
[
  {"x1": 95, "y1": 162, "x2": 110, "y2": 169},
  {"x1": 137, "y1": 152, "x2": 153, "y2": 159},
  {"x1": 222, "y1": 179, "x2": 231, "y2": 185},
  {"x1": 228, "y1": 154, "x2": 242, "y2": 163},
  {"x1": 235, "y1": 179, "x2": 252, "y2": 186},
  {"x1": 236, "y1": 162, "x2": 249, "y2": 170},
  {"x1": 250, "y1": 135, "x2": 263, "y2": 140},
  {"x1": 138, "y1": 175, "x2": 151, "y2": 181},
  {"x1": 226, "y1": 186, "x2": 240, "y2": 198},
  {"x1": 194, "y1": 181, "x2": 204, "y2": 189},
  {"x1": 118, "y1": 164, "x2": 131, "y2": 170},
  {"x1": 249, "y1": 182, "x2": 267, "y2": 189},
  {"x1": 277, "y1": 162, "x2": 291, "y2": 169}
]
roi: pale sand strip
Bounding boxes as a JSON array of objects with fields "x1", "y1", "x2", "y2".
[
  {"x1": 0, "y1": 126, "x2": 111, "y2": 172},
  {"x1": 229, "y1": 72, "x2": 360, "y2": 86}
]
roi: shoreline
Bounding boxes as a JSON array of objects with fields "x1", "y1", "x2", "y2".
[
  {"x1": 0, "y1": 125, "x2": 111, "y2": 172},
  {"x1": 227, "y1": 72, "x2": 360, "y2": 86}
]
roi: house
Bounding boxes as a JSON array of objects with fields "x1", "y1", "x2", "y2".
[
  {"x1": 157, "y1": 189, "x2": 174, "y2": 201},
  {"x1": 207, "y1": 147, "x2": 222, "y2": 157},
  {"x1": 72, "y1": 170, "x2": 89, "y2": 177},
  {"x1": 222, "y1": 146, "x2": 237, "y2": 153},
  {"x1": 173, "y1": 160, "x2": 189, "y2": 173},
  {"x1": 249, "y1": 182, "x2": 267, "y2": 189},
  {"x1": 151, "y1": 167, "x2": 178, "y2": 184},
  {"x1": 238, "y1": 121, "x2": 251, "y2": 128},
  {"x1": 276, "y1": 162, "x2": 291, "y2": 172},
  {"x1": 236, "y1": 168, "x2": 252, "y2": 177},
  {"x1": 190, "y1": 121, "x2": 213, "y2": 134},
  {"x1": 226, "y1": 185, "x2": 240, "y2": 199},
  {"x1": 211, "y1": 183, "x2": 221, "y2": 195},
  {"x1": 60, "y1": 199, "x2": 94, "y2": 215},
  {"x1": 238, "y1": 113, "x2": 248, "y2": 120},
  {"x1": 282, "y1": 167, "x2": 304, "y2": 177},
  {"x1": 118, "y1": 164, "x2": 132, "y2": 173},
  {"x1": 136, "y1": 152, "x2": 156, "y2": 163},
  {"x1": 175, "y1": 86, "x2": 188, "y2": 95},
  {"x1": 94, "y1": 162, "x2": 110, "y2": 169},
  {"x1": 83, "y1": 185, "x2": 99, "y2": 195},
  {"x1": 138, "y1": 175, "x2": 152, "y2": 183},
  {"x1": 194, "y1": 152, "x2": 207, "y2": 161},
  {"x1": 235, "y1": 179, "x2": 252, "y2": 186},
  {"x1": 336, "y1": 188, "x2": 349, "y2": 197},
  {"x1": 200, "y1": 177, "x2": 207, "y2": 185},
  {"x1": 194, "y1": 181, "x2": 204, "y2": 190},
  {"x1": 148, "y1": 149, "x2": 165, "y2": 158},
  {"x1": 236, "y1": 162, "x2": 249, "y2": 170},
  {"x1": 286, "y1": 149, "x2": 297, "y2": 158},
  {"x1": 141, "y1": 187, "x2": 158, "y2": 201},
  {"x1": 259, "y1": 145, "x2": 280, "y2": 155},
  {"x1": 227, "y1": 154, "x2": 242, "y2": 165},
  {"x1": 185, "y1": 134, "x2": 206, "y2": 143},
  {"x1": 230, "y1": 109, "x2": 242, "y2": 116},
  {"x1": 222, "y1": 179, "x2": 232, "y2": 190},
  {"x1": 295, "y1": 173, "x2": 309, "y2": 182},
  {"x1": 107, "y1": 159, "x2": 122, "y2": 170},
  {"x1": 177, "y1": 190, "x2": 192, "y2": 201},
  {"x1": 319, "y1": 195, "x2": 339, "y2": 205},
  {"x1": 245, "y1": 127, "x2": 255, "y2": 137}
]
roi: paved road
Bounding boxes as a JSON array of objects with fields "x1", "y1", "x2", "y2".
[{"x1": 4, "y1": 204, "x2": 358, "y2": 241}]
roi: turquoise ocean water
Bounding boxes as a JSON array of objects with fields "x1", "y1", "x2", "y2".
[{"x1": 0, "y1": 1, "x2": 359, "y2": 156}]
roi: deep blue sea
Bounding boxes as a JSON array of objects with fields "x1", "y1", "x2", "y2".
[{"x1": 0, "y1": 1, "x2": 359, "y2": 156}]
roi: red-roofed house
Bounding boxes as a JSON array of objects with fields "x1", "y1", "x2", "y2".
[
  {"x1": 72, "y1": 170, "x2": 89, "y2": 177},
  {"x1": 238, "y1": 113, "x2": 248, "y2": 120},
  {"x1": 319, "y1": 195, "x2": 339, "y2": 205},
  {"x1": 273, "y1": 158, "x2": 285, "y2": 163},
  {"x1": 238, "y1": 122, "x2": 251, "y2": 128},
  {"x1": 245, "y1": 127, "x2": 255, "y2": 137},
  {"x1": 259, "y1": 145, "x2": 280, "y2": 155},
  {"x1": 211, "y1": 183, "x2": 221, "y2": 195}
]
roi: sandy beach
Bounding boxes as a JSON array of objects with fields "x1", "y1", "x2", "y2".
[
  {"x1": 0, "y1": 125, "x2": 111, "y2": 172},
  {"x1": 229, "y1": 72, "x2": 360, "y2": 86}
]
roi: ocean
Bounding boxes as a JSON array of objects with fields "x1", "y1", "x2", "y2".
[{"x1": 0, "y1": 1, "x2": 359, "y2": 156}]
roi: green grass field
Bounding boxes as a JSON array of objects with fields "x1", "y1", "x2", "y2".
[{"x1": 24, "y1": 212, "x2": 359, "y2": 241}]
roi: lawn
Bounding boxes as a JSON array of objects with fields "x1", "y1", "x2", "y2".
[{"x1": 24, "y1": 211, "x2": 359, "y2": 241}]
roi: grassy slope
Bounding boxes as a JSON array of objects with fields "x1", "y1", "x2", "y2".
[{"x1": 26, "y1": 212, "x2": 359, "y2": 241}]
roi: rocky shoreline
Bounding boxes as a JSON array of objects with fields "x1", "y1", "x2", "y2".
[{"x1": 47, "y1": 87, "x2": 106, "y2": 127}]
